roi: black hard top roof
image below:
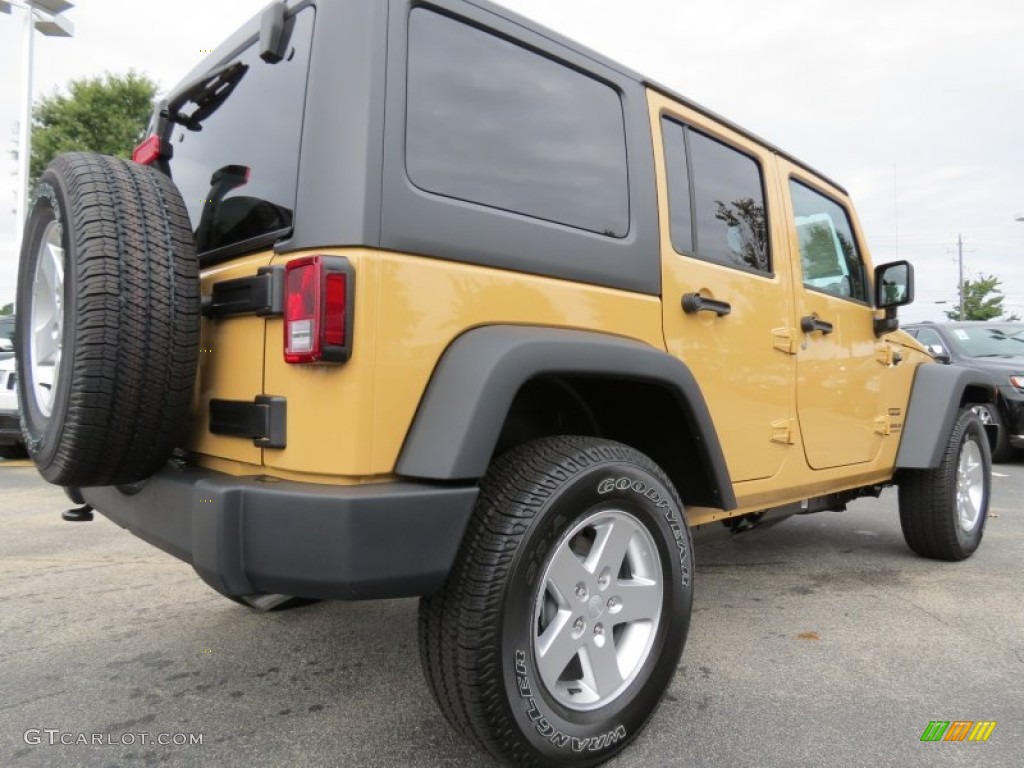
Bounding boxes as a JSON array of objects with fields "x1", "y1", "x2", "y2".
[{"x1": 172, "y1": 0, "x2": 847, "y2": 194}]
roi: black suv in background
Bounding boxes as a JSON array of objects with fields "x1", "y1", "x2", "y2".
[{"x1": 905, "y1": 321, "x2": 1024, "y2": 461}]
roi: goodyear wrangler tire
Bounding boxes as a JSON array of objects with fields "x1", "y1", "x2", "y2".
[
  {"x1": 15, "y1": 153, "x2": 199, "y2": 487},
  {"x1": 898, "y1": 409, "x2": 991, "y2": 561},
  {"x1": 418, "y1": 436, "x2": 693, "y2": 766}
]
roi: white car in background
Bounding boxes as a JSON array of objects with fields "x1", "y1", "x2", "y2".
[
  {"x1": 0, "y1": 316, "x2": 13, "y2": 361},
  {"x1": 0, "y1": 354, "x2": 25, "y2": 458}
]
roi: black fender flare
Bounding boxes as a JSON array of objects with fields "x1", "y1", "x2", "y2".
[
  {"x1": 896, "y1": 363, "x2": 996, "y2": 469},
  {"x1": 395, "y1": 325, "x2": 736, "y2": 510}
]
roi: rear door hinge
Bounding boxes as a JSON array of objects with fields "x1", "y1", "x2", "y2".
[
  {"x1": 202, "y1": 265, "x2": 285, "y2": 319},
  {"x1": 209, "y1": 395, "x2": 287, "y2": 448},
  {"x1": 770, "y1": 418, "x2": 796, "y2": 445},
  {"x1": 772, "y1": 328, "x2": 798, "y2": 355}
]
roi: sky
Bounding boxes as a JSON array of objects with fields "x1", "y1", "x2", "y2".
[{"x1": 1, "y1": 0, "x2": 1022, "y2": 320}]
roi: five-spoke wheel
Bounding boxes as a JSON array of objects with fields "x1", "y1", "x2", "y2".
[{"x1": 535, "y1": 509, "x2": 662, "y2": 711}]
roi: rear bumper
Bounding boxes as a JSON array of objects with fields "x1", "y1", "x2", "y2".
[{"x1": 81, "y1": 465, "x2": 478, "y2": 600}]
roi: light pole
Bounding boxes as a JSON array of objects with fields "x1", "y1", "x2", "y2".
[{"x1": 1, "y1": 0, "x2": 74, "y2": 252}]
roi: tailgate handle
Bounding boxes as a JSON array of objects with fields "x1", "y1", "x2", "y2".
[{"x1": 682, "y1": 292, "x2": 731, "y2": 317}]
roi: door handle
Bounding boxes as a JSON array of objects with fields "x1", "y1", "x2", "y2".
[
  {"x1": 800, "y1": 315, "x2": 834, "y2": 335},
  {"x1": 682, "y1": 292, "x2": 731, "y2": 317}
]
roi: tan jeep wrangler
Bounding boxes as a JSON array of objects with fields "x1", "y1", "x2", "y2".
[{"x1": 15, "y1": 1, "x2": 995, "y2": 765}]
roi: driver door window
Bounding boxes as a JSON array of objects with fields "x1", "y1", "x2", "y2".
[{"x1": 790, "y1": 180, "x2": 866, "y2": 302}]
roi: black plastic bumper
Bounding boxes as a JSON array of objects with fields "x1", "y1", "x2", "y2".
[
  {"x1": 81, "y1": 466, "x2": 478, "y2": 600},
  {"x1": 0, "y1": 411, "x2": 20, "y2": 444},
  {"x1": 1001, "y1": 387, "x2": 1024, "y2": 449}
]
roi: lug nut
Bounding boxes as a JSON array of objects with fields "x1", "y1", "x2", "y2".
[
  {"x1": 607, "y1": 597, "x2": 620, "y2": 611},
  {"x1": 575, "y1": 582, "x2": 588, "y2": 600}
]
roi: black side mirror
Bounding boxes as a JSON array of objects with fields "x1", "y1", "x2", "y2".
[
  {"x1": 876, "y1": 261, "x2": 914, "y2": 308},
  {"x1": 874, "y1": 260, "x2": 914, "y2": 335}
]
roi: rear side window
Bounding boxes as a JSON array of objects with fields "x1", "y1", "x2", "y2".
[
  {"x1": 166, "y1": 8, "x2": 314, "y2": 257},
  {"x1": 790, "y1": 180, "x2": 867, "y2": 302},
  {"x1": 662, "y1": 119, "x2": 770, "y2": 273},
  {"x1": 406, "y1": 9, "x2": 629, "y2": 237}
]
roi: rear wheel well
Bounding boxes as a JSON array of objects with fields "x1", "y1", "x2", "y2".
[{"x1": 492, "y1": 375, "x2": 719, "y2": 508}]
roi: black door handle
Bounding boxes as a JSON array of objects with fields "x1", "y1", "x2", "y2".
[
  {"x1": 682, "y1": 292, "x2": 731, "y2": 317},
  {"x1": 800, "y1": 315, "x2": 834, "y2": 335}
]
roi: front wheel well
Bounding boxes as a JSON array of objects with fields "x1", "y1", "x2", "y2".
[
  {"x1": 961, "y1": 385, "x2": 1001, "y2": 453},
  {"x1": 960, "y1": 384, "x2": 996, "y2": 409},
  {"x1": 492, "y1": 375, "x2": 719, "y2": 509}
]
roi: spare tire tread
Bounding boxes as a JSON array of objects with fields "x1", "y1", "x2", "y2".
[{"x1": 17, "y1": 152, "x2": 199, "y2": 486}]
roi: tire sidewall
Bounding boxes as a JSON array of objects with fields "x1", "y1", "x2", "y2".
[
  {"x1": 499, "y1": 456, "x2": 692, "y2": 764},
  {"x1": 952, "y1": 413, "x2": 990, "y2": 553},
  {"x1": 15, "y1": 174, "x2": 76, "y2": 478}
]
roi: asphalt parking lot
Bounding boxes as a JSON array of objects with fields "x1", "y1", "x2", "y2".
[{"x1": 1, "y1": 457, "x2": 1021, "y2": 768}]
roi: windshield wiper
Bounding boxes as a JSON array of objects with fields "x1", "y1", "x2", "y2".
[{"x1": 162, "y1": 61, "x2": 250, "y2": 132}]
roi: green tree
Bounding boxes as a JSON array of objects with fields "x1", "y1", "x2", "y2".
[
  {"x1": 0, "y1": 303, "x2": 13, "y2": 316},
  {"x1": 946, "y1": 273, "x2": 1021, "y2": 321},
  {"x1": 31, "y1": 71, "x2": 158, "y2": 184}
]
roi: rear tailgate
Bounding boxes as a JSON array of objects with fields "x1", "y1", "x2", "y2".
[
  {"x1": 152, "y1": 6, "x2": 316, "y2": 472},
  {"x1": 189, "y1": 254, "x2": 274, "y2": 468}
]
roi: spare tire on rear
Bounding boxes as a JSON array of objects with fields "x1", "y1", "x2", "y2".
[{"x1": 15, "y1": 152, "x2": 199, "y2": 487}]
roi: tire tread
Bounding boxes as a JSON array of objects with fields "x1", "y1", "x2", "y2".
[
  {"x1": 898, "y1": 409, "x2": 989, "y2": 561},
  {"x1": 19, "y1": 152, "x2": 198, "y2": 486}
]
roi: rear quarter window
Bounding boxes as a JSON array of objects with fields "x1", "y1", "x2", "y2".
[{"x1": 406, "y1": 8, "x2": 629, "y2": 237}]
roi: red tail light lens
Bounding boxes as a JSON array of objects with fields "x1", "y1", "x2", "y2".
[
  {"x1": 284, "y1": 256, "x2": 354, "y2": 364},
  {"x1": 132, "y1": 135, "x2": 165, "y2": 165},
  {"x1": 324, "y1": 273, "x2": 347, "y2": 347}
]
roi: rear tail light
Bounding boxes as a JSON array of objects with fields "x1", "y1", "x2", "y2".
[
  {"x1": 284, "y1": 255, "x2": 354, "y2": 364},
  {"x1": 132, "y1": 135, "x2": 169, "y2": 166}
]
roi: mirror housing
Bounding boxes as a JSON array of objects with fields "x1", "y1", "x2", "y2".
[
  {"x1": 873, "y1": 260, "x2": 914, "y2": 336},
  {"x1": 928, "y1": 344, "x2": 952, "y2": 364}
]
